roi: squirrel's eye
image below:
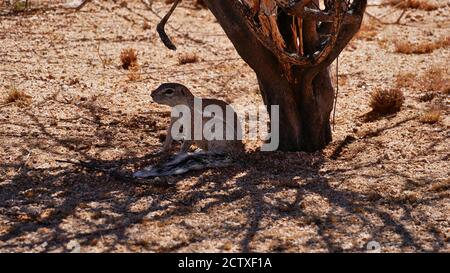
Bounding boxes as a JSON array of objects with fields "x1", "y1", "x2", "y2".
[{"x1": 165, "y1": 89, "x2": 174, "y2": 95}]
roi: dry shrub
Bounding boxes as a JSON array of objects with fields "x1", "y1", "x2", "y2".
[
  {"x1": 222, "y1": 242, "x2": 233, "y2": 251},
  {"x1": 427, "y1": 67, "x2": 450, "y2": 94},
  {"x1": 178, "y1": 52, "x2": 198, "y2": 65},
  {"x1": 400, "y1": 191, "x2": 419, "y2": 204},
  {"x1": 127, "y1": 65, "x2": 141, "y2": 81},
  {"x1": 383, "y1": 0, "x2": 440, "y2": 11},
  {"x1": 4, "y1": 86, "x2": 31, "y2": 107},
  {"x1": 338, "y1": 75, "x2": 348, "y2": 86},
  {"x1": 143, "y1": 20, "x2": 151, "y2": 30},
  {"x1": 369, "y1": 88, "x2": 404, "y2": 114},
  {"x1": 120, "y1": 48, "x2": 138, "y2": 70},
  {"x1": 440, "y1": 36, "x2": 450, "y2": 48},
  {"x1": 394, "y1": 36, "x2": 449, "y2": 54},
  {"x1": 395, "y1": 72, "x2": 416, "y2": 88},
  {"x1": 430, "y1": 180, "x2": 449, "y2": 192},
  {"x1": 394, "y1": 40, "x2": 432, "y2": 54},
  {"x1": 419, "y1": 109, "x2": 441, "y2": 124},
  {"x1": 396, "y1": 66, "x2": 450, "y2": 94}
]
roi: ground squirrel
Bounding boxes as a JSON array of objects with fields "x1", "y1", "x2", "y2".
[{"x1": 151, "y1": 83, "x2": 245, "y2": 157}]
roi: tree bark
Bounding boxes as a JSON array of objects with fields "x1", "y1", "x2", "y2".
[
  {"x1": 201, "y1": 0, "x2": 366, "y2": 151},
  {"x1": 257, "y1": 64, "x2": 334, "y2": 151}
]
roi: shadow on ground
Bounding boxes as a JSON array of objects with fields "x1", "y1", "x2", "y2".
[{"x1": 0, "y1": 93, "x2": 447, "y2": 253}]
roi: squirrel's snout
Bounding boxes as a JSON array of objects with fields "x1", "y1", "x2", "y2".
[
  {"x1": 150, "y1": 90, "x2": 157, "y2": 99},
  {"x1": 149, "y1": 93, "x2": 156, "y2": 103},
  {"x1": 150, "y1": 90, "x2": 162, "y2": 104}
]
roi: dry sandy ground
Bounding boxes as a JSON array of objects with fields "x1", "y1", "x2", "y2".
[{"x1": 0, "y1": 0, "x2": 449, "y2": 252}]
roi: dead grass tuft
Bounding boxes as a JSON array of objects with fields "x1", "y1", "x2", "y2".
[
  {"x1": 394, "y1": 36, "x2": 450, "y2": 54},
  {"x1": 430, "y1": 180, "x2": 450, "y2": 192},
  {"x1": 383, "y1": 0, "x2": 441, "y2": 11},
  {"x1": 369, "y1": 88, "x2": 404, "y2": 114},
  {"x1": 395, "y1": 72, "x2": 416, "y2": 88},
  {"x1": 127, "y1": 64, "x2": 141, "y2": 82},
  {"x1": 4, "y1": 86, "x2": 32, "y2": 107},
  {"x1": 394, "y1": 40, "x2": 434, "y2": 54},
  {"x1": 120, "y1": 48, "x2": 138, "y2": 70},
  {"x1": 396, "y1": 66, "x2": 449, "y2": 94},
  {"x1": 419, "y1": 109, "x2": 441, "y2": 124},
  {"x1": 440, "y1": 36, "x2": 450, "y2": 48},
  {"x1": 398, "y1": 191, "x2": 419, "y2": 204},
  {"x1": 143, "y1": 20, "x2": 151, "y2": 30},
  {"x1": 427, "y1": 67, "x2": 450, "y2": 94},
  {"x1": 178, "y1": 52, "x2": 198, "y2": 65},
  {"x1": 338, "y1": 75, "x2": 348, "y2": 86}
]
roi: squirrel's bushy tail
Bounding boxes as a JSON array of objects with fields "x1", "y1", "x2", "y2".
[{"x1": 134, "y1": 150, "x2": 232, "y2": 178}]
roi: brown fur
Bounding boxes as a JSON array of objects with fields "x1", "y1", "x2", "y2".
[{"x1": 151, "y1": 83, "x2": 245, "y2": 156}]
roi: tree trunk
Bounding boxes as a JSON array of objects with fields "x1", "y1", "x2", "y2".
[
  {"x1": 199, "y1": 0, "x2": 366, "y2": 151},
  {"x1": 258, "y1": 67, "x2": 334, "y2": 151}
]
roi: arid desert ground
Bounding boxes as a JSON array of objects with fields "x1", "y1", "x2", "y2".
[{"x1": 0, "y1": 0, "x2": 449, "y2": 252}]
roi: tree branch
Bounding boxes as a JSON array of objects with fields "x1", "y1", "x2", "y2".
[
  {"x1": 282, "y1": 2, "x2": 361, "y2": 24},
  {"x1": 234, "y1": 0, "x2": 365, "y2": 67},
  {"x1": 202, "y1": 0, "x2": 282, "y2": 79},
  {"x1": 156, "y1": 0, "x2": 182, "y2": 50},
  {"x1": 309, "y1": 0, "x2": 367, "y2": 75},
  {"x1": 168, "y1": 0, "x2": 366, "y2": 76}
]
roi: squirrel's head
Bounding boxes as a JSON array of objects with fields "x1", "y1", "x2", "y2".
[{"x1": 151, "y1": 83, "x2": 194, "y2": 107}]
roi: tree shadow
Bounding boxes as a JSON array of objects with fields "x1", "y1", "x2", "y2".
[{"x1": 0, "y1": 96, "x2": 446, "y2": 252}]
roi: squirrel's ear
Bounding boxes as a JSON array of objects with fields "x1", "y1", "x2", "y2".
[{"x1": 180, "y1": 87, "x2": 186, "y2": 96}]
